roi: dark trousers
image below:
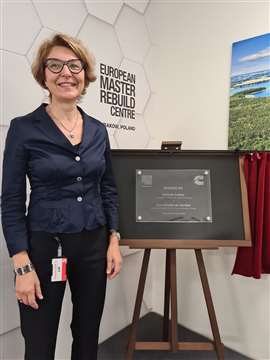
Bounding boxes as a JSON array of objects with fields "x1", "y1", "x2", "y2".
[{"x1": 17, "y1": 226, "x2": 108, "y2": 360}]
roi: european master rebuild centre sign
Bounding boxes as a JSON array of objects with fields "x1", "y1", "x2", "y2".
[{"x1": 100, "y1": 63, "x2": 136, "y2": 132}]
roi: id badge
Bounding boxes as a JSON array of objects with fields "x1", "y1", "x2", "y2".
[{"x1": 51, "y1": 258, "x2": 67, "y2": 282}]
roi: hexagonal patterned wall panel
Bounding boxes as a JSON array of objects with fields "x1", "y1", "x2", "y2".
[
  {"x1": 120, "y1": 58, "x2": 151, "y2": 114},
  {"x1": 78, "y1": 15, "x2": 123, "y2": 132},
  {"x1": 144, "y1": 45, "x2": 160, "y2": 92},
  {"x1": 32, "y1": 0, "x2": 87, "y2": 36},
  {"x1": 124, "y1": 0, "x2": 149, "y2": 14},
  {"x1": 2, "y1": 1, "x2": 41, "y2": 54},
  {"x1": 2, "y1": 51, "x2": 44, "y2": 125},
  {"x1": 143, "y1": 94, "x2": 162, "y2": 142},
  {"x1": 84, "y1": 1, "x2": 124, "y2": 25},
  {"x1": 78, "y1": 15, "x2": 122, "y2": 67},
  {"x1": 27, "y1": 27, "x2": 55, "y2": 63},
  {"x1": 114, "y1": 114, "x2": 150, "y2": 148},
  {"x1": 115, "y1": 5, "x2": 151, "y2": 63}
]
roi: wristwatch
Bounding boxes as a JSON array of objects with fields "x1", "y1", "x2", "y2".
[
  {"x1": 109, "y1": 229, "x2": 121, "y2": 241},
  {"x1": 14, "y1": 263, "x2": 35, "y2": 276}
]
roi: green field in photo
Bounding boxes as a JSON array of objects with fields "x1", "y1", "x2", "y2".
[{"x1": 228, "y1": 92, "x2": 270, "y2": 150}]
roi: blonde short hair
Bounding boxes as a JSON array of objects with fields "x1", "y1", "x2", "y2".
[{"x1": 31, "y1": 33, "x2": 96, "y2": 97}]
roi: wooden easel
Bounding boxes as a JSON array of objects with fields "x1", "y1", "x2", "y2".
[
  {"x1": 115, "y1": 153, "x2": 251, "y2": 359},
  {"x1": 125, "y1": 247, "x2": 224, "y2": 360}
]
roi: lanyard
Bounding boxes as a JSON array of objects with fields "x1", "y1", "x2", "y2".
[
  {"x1": 51, "y1": 235, "x2": 67, "y2": 282},
  {"x1": 53, "y1": 235, "x2": 62, "y2": 257}
]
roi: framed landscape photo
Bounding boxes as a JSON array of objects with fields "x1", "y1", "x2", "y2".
[{"x1": 228, "y1": 33, "x2": 270, "y2": 151}]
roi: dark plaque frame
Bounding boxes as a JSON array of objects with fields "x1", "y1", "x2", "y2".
[{"x1": 111, "y1": 150, "x2": 251, "y2": 249}]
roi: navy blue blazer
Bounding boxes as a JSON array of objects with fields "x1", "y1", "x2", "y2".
[{"x1": 1, "y1": 104, "x2": 119, "y2": 257}]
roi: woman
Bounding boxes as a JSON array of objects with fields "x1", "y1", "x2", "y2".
[{"x1": 1, "y1": 33, "x2": 122, "y2": 360}]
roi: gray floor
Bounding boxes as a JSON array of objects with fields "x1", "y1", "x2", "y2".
[{"x1": 99, "y1": 312, "x2": 252, "y2": 360}]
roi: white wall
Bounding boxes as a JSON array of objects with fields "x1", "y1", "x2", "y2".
[
  {"x1": 145, "y1": 1, "x2": 270, "y2": 359},
  {"x1": 1, "y1": 1, "x2": 270, "y2": 359}
]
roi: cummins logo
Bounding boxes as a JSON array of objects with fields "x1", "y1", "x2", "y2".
[{"x1": 193, "y1": 175, "x2": 205, "y2": 186}]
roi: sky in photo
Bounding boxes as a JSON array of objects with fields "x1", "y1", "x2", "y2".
[{"x1": 231, "y1": 33, "x2": 270, "y2": 76}]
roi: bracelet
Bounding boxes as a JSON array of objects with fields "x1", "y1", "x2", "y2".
[
  {"x1": 109, "y1": 229, "x2": 121, "y2": 241},
  {"x1": 14, "y1": 263, "x2": 35, "y2": 276}
]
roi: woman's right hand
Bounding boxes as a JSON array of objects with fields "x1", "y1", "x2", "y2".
[{"x1": 15, "y1": 271, "x2": 44, "y2": 310}]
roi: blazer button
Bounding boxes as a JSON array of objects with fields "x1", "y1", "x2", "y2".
[
  {"x1": 77, "y1": 196, "x2": 83, "y2": 202},
  {"x1": 76, "y1": 176, "x2": 82, "y2": 182},
  {"x1": 75, "y1": 156, "x2": 81, "y2": 161}
]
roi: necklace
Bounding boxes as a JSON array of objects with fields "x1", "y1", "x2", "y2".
[{"x1": 47, "y1": 106, "x2": 79, "y2": 139}]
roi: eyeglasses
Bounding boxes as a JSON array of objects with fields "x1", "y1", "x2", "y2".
[{"x1": 44, "y1": 58, "x2": 85, "y2": 74}]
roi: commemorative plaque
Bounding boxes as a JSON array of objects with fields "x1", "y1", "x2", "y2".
[{"x1": 136, "y1": 169, "x2": 212, "y2": 223}]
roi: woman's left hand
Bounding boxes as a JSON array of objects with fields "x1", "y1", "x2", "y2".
[{"x1": 106, "y1": 236, "x2": 122, "y2": 280}]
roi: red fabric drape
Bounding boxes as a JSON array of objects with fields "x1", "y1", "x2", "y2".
[{"x1": 232, "y1": 152, "x2": 270, "y2": 278}]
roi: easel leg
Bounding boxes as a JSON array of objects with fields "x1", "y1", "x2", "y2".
[
  {"x1": 163, "y1": 249, "x2": 170, "y2": 341},
  {"x1": 195, "y1": 249, "x2": 224, "y2": 360},
  {"x1": 169, "y1": 249, "x2": 178, "y2": 352},
  {"x1": 126, "y1": 249, "x2": 151, "y2": 360}
]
